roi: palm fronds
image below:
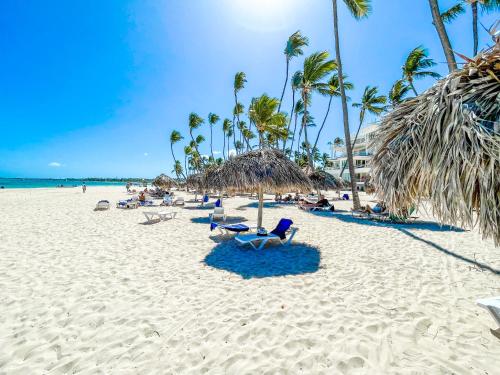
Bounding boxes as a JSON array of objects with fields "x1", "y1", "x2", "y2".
[
  {"x1": 372, "y1": 43, "x2": 500, "y2": 245},
  {"x1": 440, "y1": 3, "x2": 465, "y2": 23}
]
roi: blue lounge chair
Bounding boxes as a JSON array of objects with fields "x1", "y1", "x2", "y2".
[
  {"x1": 211, "y1": 222, "x2": 251, "y2": 236},
  {"x1": 235, "y1": 218, "x2": 298, "y2": 250}
]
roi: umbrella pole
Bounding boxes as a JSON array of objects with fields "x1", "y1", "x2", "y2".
[{"x1": 257, "y1": 185, "x2": 264, "y2": 229}]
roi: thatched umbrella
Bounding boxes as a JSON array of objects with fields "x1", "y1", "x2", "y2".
[
  {"x1": 152, "y1": 174, "x2": 176, "y2": 190},
  {"x1": 364, "y1": 175, "x2": 375, "y2": 195},
  {"x1": 186, "y1": 173, "x2": 204, "y2": 191},
  {"x1": 308, "y1": 170, "x2": 347, "y2": 194},
  {"x1": 217, "y1": 148, "x2": 311, "y2": 228},
  {"x1": 203, "y1": 165, "x2": 224, "y2": 192},
  {"x1": 371, "y1": 42, "x2": 500, "y2": 245}
]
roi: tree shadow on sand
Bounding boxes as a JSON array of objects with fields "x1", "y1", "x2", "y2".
[
  {"x1": 204, "y1": 242, "x2": 320, "y2": 279},
  {"x1": 191, "y1": 216, "x2": 248, "y2": 225}
]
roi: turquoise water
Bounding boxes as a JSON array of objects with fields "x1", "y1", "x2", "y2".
[{"x1": 0, "y1": 178, "x2": 131, "y2": 189}]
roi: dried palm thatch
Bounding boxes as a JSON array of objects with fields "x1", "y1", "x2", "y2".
[
  {"x1": 203, "y1": 165, "x2": 224, "y2": 191},
  {"x1": 217, "y1": 148, "x2": 311, "y2": 227},
  {"x1": 186, "y1": 173, "x2": 205, "y2": 191},
  {"x1": 308, "y1": 170, "x2": 347, "y2": 191},
  {"x1": 152, "y1": 174, "x2": 176, "y2": 190},
  {"x1": 372, "y1": 42, "x2": 500, "y2": 245},
  {"x1": 364, "y1": 176, "x2": 376, "y2": 195}
]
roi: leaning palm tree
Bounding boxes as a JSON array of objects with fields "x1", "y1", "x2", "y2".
[
  {"x1": 283, "y1": 71, "x2": 303, "y2": 152},
  {"x1": 331, "y1": 0, "x2": 371, "y2": 209},
  {"x1": 313, "y1": 73, "x2": 353, "y2": 152},
  {"x1": 248, "y1": 94, "x2": 287, "y2": 148},
  {"x1": 188, "y1": 112, "x2": 204, "y2": 157},
  {"x1": 233, "y1": 72, "x2": 247, "y2": 151},
  {"x1": 172, "y1": 160, "x2": 184, "y2": 180},
  {"x1": 183, "y1": 145, "x2": 192, "y2": 177},
  {"x1": 278, "y1": 31, "x2": 309, "y2": 112},
  {"x1": 208, "y1": 113, "x2": 220, "y2": 159},
  {"x1": 299, "y1": 51, "x2": 337, "y2": 171},
  {"x1": 233, "y1": 102, "x2": 245, "y2": 153},
  {"x1": 402, "y1": 46, "x2": 440, "y2": 95},
  {"x1": 428, "y1": 0, "x2": 457, "y2": 72},
  {"x1": 289, "y1": 99, "x2": 304, "y2": 153},
  {"x1": 389, "y1": 79, "x2": 412, "y2": 106},
  {"x1": 169, "y1": 130, "x2": 185, "y2": 179},
  {"x1": 222, "y1": 118, "x2": 232, "y2": 160},
  {"x1": 333, "y1": 137, "x2": 344, "y2": 158}
]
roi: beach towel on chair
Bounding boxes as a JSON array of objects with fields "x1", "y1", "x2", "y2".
[
  {"x1": 270, "y1": 218, "x2": 293, "y2": 240},
  {"x1": 210, "y1": 222, "x2": 249, "y2": 232}
]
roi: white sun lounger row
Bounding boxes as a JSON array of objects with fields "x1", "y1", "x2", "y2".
[{"x1": 143, "y1": 210, "x2": 177, "y2": 223}]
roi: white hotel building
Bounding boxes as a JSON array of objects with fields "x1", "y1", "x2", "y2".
[{"x1": 325, "y1": 124, "x2": 378, "y2": 191}]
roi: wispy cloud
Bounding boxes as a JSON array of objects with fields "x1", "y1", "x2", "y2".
[
  {"x1": 228, "y1": 149, "x2": 236, "y2": 157},
  {"x1": 144, "y1": 152, "x2": 149, "y2": 157},
  {"x1": 213, "y1": 150, "x2": 221, "y2": 155},
  {"x1": 48, "y1": 162, "x2": 62, "y2": 167}
]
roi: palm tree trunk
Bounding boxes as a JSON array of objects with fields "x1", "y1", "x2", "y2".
[
  {"x1": 232, "y1": 114, "x2": 237, "y2": 154},
  {"x1": 312, "y1": 95, "x2": 333, "y2": 152},
  {"x1": 332, "y1": 0, "x2": 361, "y2": 209},
  {"x1": 428, "y1": 0, "x2": 457, "y2": 72},
  {"x1": 283, "y1": 89, "x2": 295, "y2": 152},
  {"x1": 210, "y1": 125, "x2": 214, "y2": 159},
  {"x1": 296, "y1": 117, "x2": 303, "y2": 155},
  {"x1": 184, "y1": 155, "x2": 189, "y2": 178},
  {"x1": 171, "y1": 144, "x2": 186, "y2": 179},
  {"x1": 234, "y1": 93, "x2": 242, "y2": 153},
  {"x1": 471, "y1": 1, "x2": 478, "y2": 56},
  {"x1": 278, "y1": 58, "x2": 289, "y2": 113},
  {"x1": 339, "y1": 111, "x2": 364, "y2": 178},
  {"x1": 409, "y1": 81, "x2": 418, "y2": 96},
  {"x1": 301, "y1": 92, "x2": 314, "y2": 172},
  {"x1": 290, "y1": 112, "x2": 299, "y2": 154},
  {"x1": 222, "y1": 132, "x2": 226, "y2": 160}
]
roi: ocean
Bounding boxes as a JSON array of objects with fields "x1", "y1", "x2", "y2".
[{"x1": 0, "y1": 178, "x2": 137, "y2": 189}]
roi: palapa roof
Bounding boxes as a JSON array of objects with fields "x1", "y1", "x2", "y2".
[
  {"x1": 186, "y1": 173, "x2": 205, "y2": 190},
  {"x1": 308, "y1": 170, "x2": 347, "y2": 190},
  {"x1": 216, "y1": 148, "x2": 311, "y2": 193},
  {"x1": 152, "y1": 174, "x2": 176, "y2": 189},
  {"x1": 371, "y1": 42, "x2": 500, "y2": 245}
]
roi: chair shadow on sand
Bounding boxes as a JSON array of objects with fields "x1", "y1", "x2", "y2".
[
  {"x1": 236, "y1": 201, "x2": 283, "y2": 211},
  {"x1": 190, "y1": 216, "x2": 248, "y2": 225},
  {"x1": 204, "y1": 242, "x2": 321, "y2": 279}
]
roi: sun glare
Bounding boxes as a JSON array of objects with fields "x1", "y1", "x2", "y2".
[{"x1": 226, "y1": 0, "x2": 297, "y2": 32}]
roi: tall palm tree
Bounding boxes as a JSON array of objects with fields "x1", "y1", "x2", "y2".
[
  {"x1": 283, "y1": 71, "x2": 303, "y2": 152},
  {"x1": 169, "y1": 130, "x2": 186, "y2": 179},
  {"x1": 299, "y1": 51, "x2": 336, "y2": 171},
  {"x1": 233, "y1": 72, "x2": 246, "y2": 152},
  {"x1": 296, "y1": 111, "x2": 314, "y2": 156},
  {"x1": 338, "y1": 85, "x2": 386, "y2": 177},
  {"x1": 232, "y1": 102, "x2": 245, "y2": 153},
  {"x1": 289, "y1": 99, "x2": 304, "y2": 153},
  {"x1": 388, "y1": 79, "x2": 412, "y2": 106},
  {"x1": 333, "y1": 137, "x2": 344, "y2": 158},
  {"x1": 183, "y1": 145, "x2": 192, "y2": 177},
  {"x1": 278, "y1": 31, "x2": 309, "y2": 112},
  {"x1": 428, "y1": 0, "x2": 457, "y2": 72},
  {"x1": 222, "y1": 119, "x2": 232, "y2": 160},
  {"x1": 172, "y1": 160, "x2": 183, "y2": 180},
  {"x1": 402, "y1": 46, "x2": 440, "y2": 95},
  {"x1": 313, "y1": 73, "x2": 353, "y2": 152},
  {"x1": 248, "y1": 94, "x2": 287, "y2": 148},
  {"x1": 331, "y1": 0, "x2": 371, "y2": 209},
  {"x1": 207, "y1": 113, "x2": 220, "y2": 159},
  {"x1": 188, "y1": 112, "x2": 204, "y2": 157}
]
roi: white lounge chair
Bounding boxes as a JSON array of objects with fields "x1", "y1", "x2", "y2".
[
  {"x1": 95, "y1": 200, "x2": 110, "y2": 210},
  {"x1": 174, "y1": 197, "x2": 185, "y2": 206},
  {"x1": 477, "y1": 296, "x2": 500, "y2": 337},
  {"x1": 143, "y1": 210, "x2": 177, "y2": 223},
  {"x1": 209, "y1": 207, "x2": 226, "y2": 222},
  {"x1": 235, "y1": 218, "x2": 298, "y2": 250}
]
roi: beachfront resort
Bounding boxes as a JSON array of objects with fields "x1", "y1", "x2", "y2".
[{"x1": 0, "y1": 1, "x2": 499, "y2": 374}]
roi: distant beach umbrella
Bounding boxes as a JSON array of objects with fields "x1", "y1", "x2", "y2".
[
  {"x1": 152, "y1": 174, "x2": 176, "y2": 190},
  {"x1": 217, "y1": 148, "x2": 311, "y2": 228},
  {"x1": 371, "y1": 42, "x2": 500, "y2": 245},
  {"x1": 186, "y1": 173, "x2": 205, "y2": 191},
  {"x1": 307, "y1": 170, "x2": 347, "y2": 191}
]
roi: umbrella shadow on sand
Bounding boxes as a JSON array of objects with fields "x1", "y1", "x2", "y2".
[
  {"x1": 191, "y1": 216, "x2": 248, "y2": 225},
  {"x1": 204, "y1": 242, "x2": 320, "y2": 279},
  {"x1": 236, "y1": 201, "x2": 282, "y2": 211}
]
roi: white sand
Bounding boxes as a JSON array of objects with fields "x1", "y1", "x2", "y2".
[{"x1": 0, "y1": 186, "x2": 499, "y2": 374}]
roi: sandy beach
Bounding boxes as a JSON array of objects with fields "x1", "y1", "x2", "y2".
[{"x1": 0, "y1": 186, "x2": 498, "y2": 374}]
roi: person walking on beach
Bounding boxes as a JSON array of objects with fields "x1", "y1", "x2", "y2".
[{"x1": 82, "y1": 183, "x2": 87, "y2": 193}]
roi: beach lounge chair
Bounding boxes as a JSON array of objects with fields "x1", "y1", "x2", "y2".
[
  {"x1": 162, "y1": 195, "x2": 173, "y2": 206},
  {"x1": 210, "y1": 222, "x2": 252, "y2": 236},
  {"x1": 139, "y1": 200, "x2": 154, "y2": 207},
  {"x1": 477, "y1": 296, "x2": 500, "y2": 338},
  {"x1": 95, "y1": 200, "x2": 110, "y2": 210},
  {"x1": 234, "y1": 218, "x2": 298, "y2": 250},
  {"x1": 209, "y1": 207, "x2": 226, "y2": 222},
  {"x1": 174, "y1": 197, "x2": 185, "y2": 206},
  {"x1": 143, "y1": 210, "x2": 177, "y2": 223},
  {"x1": 116, "y1": 199, "x2": 139, "y2": 209}
]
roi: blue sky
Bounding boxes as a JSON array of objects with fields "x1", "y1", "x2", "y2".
[{"x1": 0, "y1": 0, "x2": 497, "y2": 178}]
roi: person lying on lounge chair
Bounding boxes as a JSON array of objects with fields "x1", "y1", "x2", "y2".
[
  {"x1": 362, "y1": 201, "x2": 386, "y2": 214},
  {"x1": 138, "y1": 191, "x2": 146, "y2": 202},
  {"x1": 299, "y1": 195, "x2": 335, "y2": 211}
]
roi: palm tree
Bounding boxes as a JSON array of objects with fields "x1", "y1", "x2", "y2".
[
  {"x1": 172, "y1": 160, "x2": 184, "y2": 179},
  {"x1": 313, "y1": 73, "x2": 353, "y2": 153},
  {"x1": 207, "y1": 113, "x2": 220, "y2": 159},
  {"x1": 296, "y1": 111, "x2": 314, "y2": 156},
  {"x1": 331, "y1": 0, "x2": 371, "y2": 209},
  {"x1": 333, "y1": 137, "x2": 344, "y2": 158},
  {"x1": 402, "y1": 46, "x2": 440, "y2": 95},
  {"x1": 428, "y1": 0, "x2": 457, "y2": 72},
  {"x1": 233, "y1": 72, "x2": 246, "y2": 152},
  {"x1": 248, "y1": 94, "x2": 287, "y2": 148},
  {"x1": 327, "y1": 141, "x2": 333, "y2": 157},
  {"x1": 222, "y1": 119, "x2": 232, "y2": 160},
  {"x1": 188, "y1": 112, "x2": 204, "y2": 157},
  {"x1": 183, "y1": 145, "x2": 192, "y2": 176},
  {"x1": 169, "y1": 130, "x2": 185, "y2": 178},
  {"x1": 389, "y1": 79, "x2": 412, "y2": 106},
  {"x1": 232, "y1": 102, "x2": 245, "y2": 153},
  {"x1": 338, "y1": 85, "x2": 386, "y2": 178},
  {"x1": 278, "y1": 31, "x2": 309, "y2": 112},
  {"x1": 299, "y1": 51, "x2": 336, "y2": 171},
  {"x1": 283, "y1": 71, "x2": 303, "y2": 152},
  {"x1": 289, "y1": 99, "x2": 304, "y2": 153}
]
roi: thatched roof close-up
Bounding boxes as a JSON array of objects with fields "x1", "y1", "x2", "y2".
[
  {"x1": 363, "y1": 176, "x2": 376, "y2": 195},
  {"x1": 152, "y1": 174, "x2": 176, "y2": 190},
  {"x1": 186, "y1": 173, "x2": 205, "y2": 191},
  {"x1": 202, "y1": 165, "x2": 224, "y2": 191},
  {"x1": 308, "y1": 170, "x2": 347, "y2": 191},
  {"x1": 216, "y1": 148, "x2": 312, "y2": 193},
  {"x1": 371, "y1": 42, "x2": 500, "y2": 245}
]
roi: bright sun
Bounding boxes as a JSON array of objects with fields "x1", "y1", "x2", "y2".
[{"x1": 226, "y1": 0, "x2": 296, "y2": 32}]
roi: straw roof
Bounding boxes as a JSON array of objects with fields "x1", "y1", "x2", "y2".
[
  {"x1": 308, "y1": 170, "x2": 347, "y2": 190},
  {"x1": 216, "y1": 148, "x2": 311, "y2": 193},
  {"x1": 371, "y1": 42, "x2": 500, "y2": 245},
  {"x1": 186, "y1": 173, "x2": 205, "y2": 191},
  {"x1": 203, "y1": 165, "x2": 224, "y2": 191},
  {"x1": 152, "y1": 174, "x2": 176, "y2": 190},
  {"x1": 364, "y1": 176, "x2": 376, "y2": 195}
]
